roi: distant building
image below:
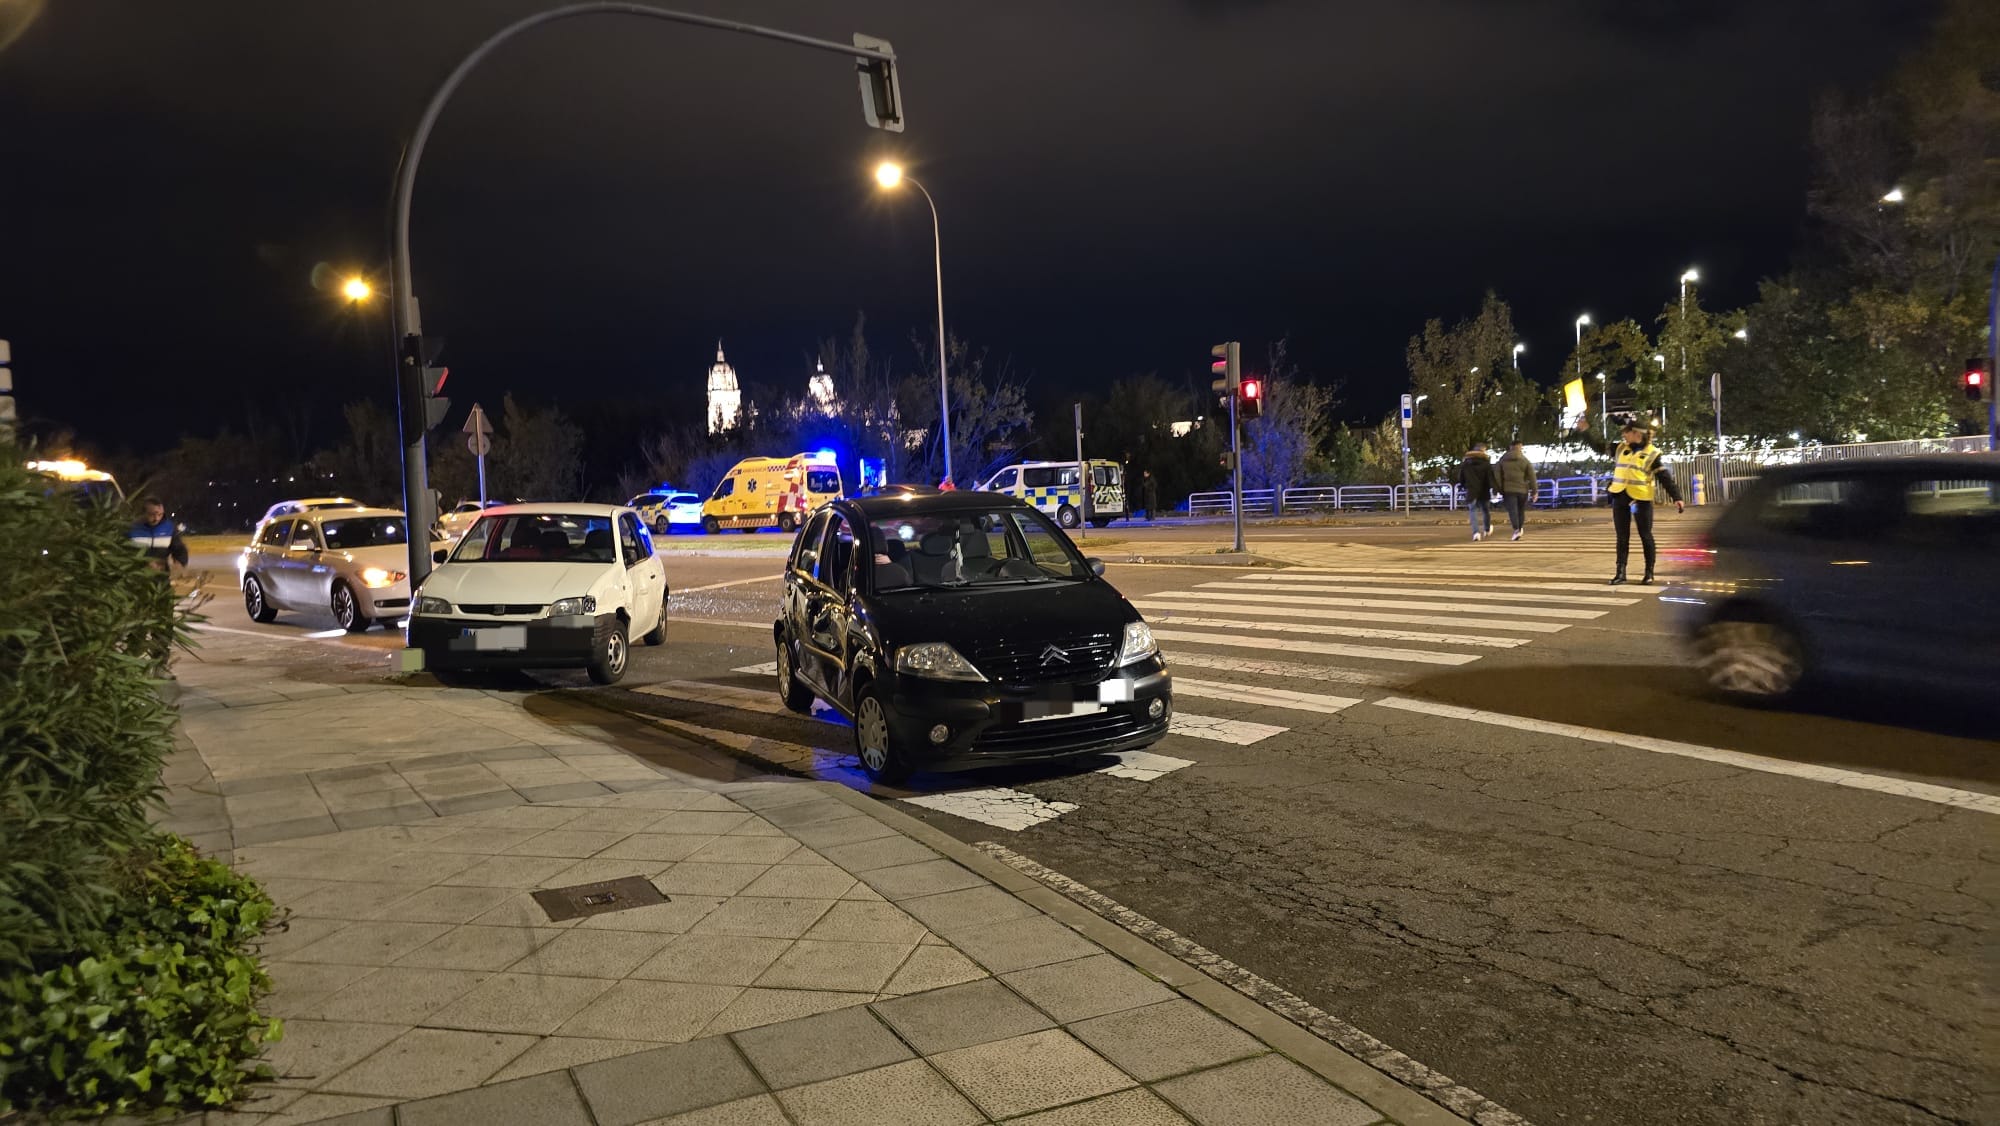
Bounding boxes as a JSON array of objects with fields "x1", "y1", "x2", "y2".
[
  {"x1": 707, "y1": 341, "x2": 741, "y2": 434},
  {"x1": 807, "y1": 358, "x2": 838, "y2": 417}
]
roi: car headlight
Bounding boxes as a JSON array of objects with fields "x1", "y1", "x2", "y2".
[
  {"x1": 359, "y1": 566, "x2": 406, "y2": 589},
  {"x1": 1115, "y1": 620, "x2": 1158, "y2": 666},
  {"x1": 416, "y1": 596, "x2": 454, "y2": 615},
  {"x1": 550, "y1": 596, "x2": 598, "y2": 617},
  {"x1": 895, "y1": 642, "x2": 986, "y2": 682}
]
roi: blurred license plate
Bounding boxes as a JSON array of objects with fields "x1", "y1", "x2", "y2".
[
  {"x1": 469, "y1": 626, "x2": 527, "y2": 650},
  {"x1": 1021, "y1": 700, "x2": 1103, "y2": 723}
]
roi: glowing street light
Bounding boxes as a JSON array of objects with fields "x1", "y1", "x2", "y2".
[
  {"x1": 1574, "y1": 313, "x2": 1590, "y2": 376},
  {"x1": 873, "y1": 160, "x2": 955, "y2": 485},
  {"x1": 342, "y1": 276, "x2": 373, "y2": 302},
  {"x1": 1512, "y1": 342, "x2": 1526, "y2": 373},
  {"x1": 1678, "y1": 267, "x2": 1700, "y2": 379},
  {"x1": 1734, "y1": 327, "x2": 1749, "y2": 340},
  {"x1": 1881, "y1": 187, "x2": 1905, "y2": 204}
]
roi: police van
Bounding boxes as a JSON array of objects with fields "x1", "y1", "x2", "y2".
[
  {"x1": 701, "y1": 452, "x2": 843, "y2": 534},
  {"x1": 977, "y1": 459, "x2": 1126, "y2": 528}
]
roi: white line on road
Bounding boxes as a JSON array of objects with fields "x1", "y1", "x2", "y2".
[
  {"x1": 1140, "y1": 591, "x2": 1570, "y2": 633},
  {"x1": 732, "y1": 662, "x2": 779, "y2": 676},
  {"x1": 1165, "y1": 652, "x2": 1391, "y2": 687},
  {"x1": 192, "y1": 623, "x2": 307, "y2": 643},
  {"x1": 1228, "y1": 578, "x2": 1637, "y2": 607},
  {"x1": 1095, "y1": 749, "x2": 1196, "y2": 780},
  {"x1": 1255, "y1": 572, "x2": 1646, "y2": 594},
  {"x1": 1168, "y1": 711, "x2": 1289, "y2": 744},
  {"x1": 1271, "y1": 564, "x2": 1661, "y2": 581},
  {"x1": 674, "y1": 618, "x2": 774, "y2": 632},
  {"x1": 1150, "y1": 614, "x2": 1526, "y2": 650},
  {"x1": 1368, "y1": 696, "x2": 2000, "y2": 816},
  {"x1": 1171, "y1": 678, "x2": 1362, "y2": 715},
  {"x1": 900, "y1": 788, "x2": 1078, "y2": 831},
  {"x1": 1187, "y1": 585, "x2": 1607, "y2": 620},
  {"x1": 672, "y1": 575, "x2": 783, "y2": 594},
  {"x1": 1152, "y1": 627, "x2": 1480, "y2": 666}
]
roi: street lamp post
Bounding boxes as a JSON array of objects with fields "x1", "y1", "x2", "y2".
[
  {"x1": 1512, "y1": 342, "x2": 1525, "y2": 374},
  {"x1": 1595, "y1": 372, "x2": 1607, "y2": 438},
  {"x1": 1679, "y1": 267, "x2": 1699, "y2": 379},
  {"x1": 1574, "y1": 313, "x2": 1589, "y2": 378},
  {"x1": 874, "y1": 162, "x2": 953, "y2": 487}
]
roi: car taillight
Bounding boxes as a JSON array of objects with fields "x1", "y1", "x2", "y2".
[{"x1": 1664, "y1": 534, "x2": 1715, "y2": 569}]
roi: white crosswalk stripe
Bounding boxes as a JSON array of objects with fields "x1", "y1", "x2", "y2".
[
  {"x1": 1151, "y1": 626, "x2": 1482, "y2": 665},
  {"x1": 1171, "y1": 678, "x2": 1362, "y2": 715},
  {"x1": 1204, "y1": 580, "x2": 1635, "y2": 610},
  {"x1": 1145, "y1": 613, "x2": 1527, "y2": 650},
  {"x1": 1165, "y1": 652, "x2": 1391, "y2": 687},
  {"x1": 901, "y1": 789, "x2": 1077, "y2": 830},
  {"x1": 1134, "y1": 593, "x2": 1569, "y2": 633},
  {"x1": 1244, "y1": 573, "x2": 1641, "y2": 598},
  {"x1": 732, "y1": 661, "x2": 778, "y2": 676},
  {"x1": 1168, "y1": 712, "x2": 1287, "y2": 744},
  {"x1": 1182, "y1": 584, "x2": 1609, "y2": 619}
]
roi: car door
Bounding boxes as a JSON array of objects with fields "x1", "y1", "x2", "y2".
[
  {"x1": 619, "y1": 513, "x2": 666, "y2": 629},
  {"x1": 1870, "y1": 471, "x2": 2000, "y2": 690},
  {"x1": 804, "y1": 512, "x2": 858, "y2": 701},
  {"x1": 1741, "y1": 474, "x2": 1897, "y2": 664},
  {"x1": 247, "y1": 518, "x2": 292, "y2": 603},
  {"x1": 262, "y1": 519, "x2": 313, "y2": 607}
]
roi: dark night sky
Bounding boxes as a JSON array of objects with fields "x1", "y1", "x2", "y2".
[{"x1": 0, "y1": 0, "x2": 1935, "y2": 458}]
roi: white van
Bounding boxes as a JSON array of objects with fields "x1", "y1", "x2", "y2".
[{"x1": 977, "y1": 459, "x2": 1126, "y2": 529}]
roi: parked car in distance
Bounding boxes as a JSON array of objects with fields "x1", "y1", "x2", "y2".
[
  {"x1": 702, "y1": 451, "x2": 842, "y2": 534},
  {"x1": 256, "y1": 496, "x2": 365, "y2": 529},
  {"x1": 1663, "y1": 456, "x2": 2000, "y2": 703},
  {"x1": 773, "y1": 491, "x2": 1171, "y2": 782},
  {"x1": 628, "y1": 491, "x2": 704, "y2": 533},
  {"x1": 240, "y1": 507, "x2": 424, "y2": 632},
  {"x1": 440, "y1": 499, "x2": 507, "y2": 539},
  {"x1": 409, "y1": 503, "x2": 669, "y2": 685}
]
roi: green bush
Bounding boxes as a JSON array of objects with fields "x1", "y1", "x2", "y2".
[{"x1": 0, "y1": 837, "x2": 282, "y2": 1117}]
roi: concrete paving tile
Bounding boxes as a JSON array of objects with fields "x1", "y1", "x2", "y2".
[
  {"x1": 573, "y1": 1035, "x2": 766, "y2": 1126},
  {"x1": 542, "y1": 856, "x2": 668, "y2": 889},
  {"x1": 655, "y1": 862, "x2": 773, "y2": 897},
  {"x1": 754, "y1": 940, "x2": 915, "y2": 994},
  {"x1": 434, "y1": 791, "x2": 527, "y2": 817},
  {"x1": 597, "y1": 832, "x2": 724, "y2": 863},
  {"x1": 236, "y1": 815, "x2": 342, "y2": 845},
  {"x1": 235, "y1": 846, "x2": 400, "y2": 882},
  {"x1": 331, "y1": 803, "x2": 437, "y2": 831},
  {"x1": 1068, "y1": 1000, "x2": 1265, "y2": 1082},
  {"x1": 439, "y1": 853, "x2": 579, "y2": 888},
  {"x1": 468, "y1": 892, "x2": 584, "y2": 929},
  {"x1": 774, "y1": 1059, "x2": 983, "y2": 1126},
  {"x1": 369, "y1": 883, "x2": 518, "y2": 924},
  {"x1": 259, "y1": 1093, "x2": 399, "y2": 1125},
  {"x1": 322, "y1": 1026, "x2": 538, "y2": 1099},
  {"x1": 639, "y1": 1093, "x2": 790, "y2": 1125},
  {"x1": 930, "y1": 1029, "x2": 1132, "y2": 1119},
  {"x1": 631, "y1": 934, "x2": 794, "y2": 986},
  {"x1": 428, "y1": 826, "x2": 547, "y2": 853},
  {"x1": 469, "y1": 804, "x2": 595, "y2": 829},
  {"x1": 647, "y1": 810, "x2": 754, "y2": 835},
  {"x1": 690, "y1": 896, "x2": 836, "y2": 939},
  {"x1": 519, "y1": 781, "x2": 615, "y2": 803},
  {"x1": 259, "y1": 917, "x2": 354, "y2": 961},
  {"x1": 1002, "y1": 954, "x2": 1177, "y2": 1024},
  {"x1": 699, "y1": 988, "x2": 873, "y2": 1036},
  {"x1": 684, "y1": 836, "x2": 800, "y2": 865},
  {"x1": 284, "y1": 880, "x2": 430, "y2": 922},
  {"x1": 574, "y1": 894, "x2": 725, "y2": 933},
  {"x1": 724, "y1": 817, "x2": 787, "y2": 838},
  {"x1": 898, "y1": 885, "x2": 1041, "y2": 934},
  {"x1": 263, "y1": 961, "x2": 377, "y2": 1018},
  {"x1": 397, "y1": 1069, "x2": 594, "y2": 1126},
  {"x1": 816, "y1": 836, "x2": 940, "y2": 874},
  {"x1": 502, "y1": 828, "x2": 630, "y2": 857},
  {"x1": 395, "y1": 924, "x2": 566, "y2": 971},
  {"x1": 555, "y1": 979, "x2": 743, "y2": 1042},
  {"x1": 425, "y1": 972, "x2": 618, "y2": 1035},
  {"x1": 257, "y1": 1019, "x2": 407, "y2": 1089},
  {"x1": 879, "y1": 946, "x2": 988, "y2": 996},
  {"x1": 562, "y1": 808, "x2": 680, "y2": 834},
  {"x1": 871, "y1": 978, "x2": 1053, "y2": 1054},
  {"x1": 949, "y1": 914, "x2": 1101, "y2": 975},
  {"x1": 1150, "y1": 1054, "x2": 1380, "y2": 1126},
  {"x1": 775, "y1": 849, "x2": 837, "y2": 868},
  {"x1": 719, "y1": 785, "x2": 821, "y2": 811},
  {"x1": 486, "y1": 1035, "x2": 659, "y2": 1084},
  {"x1": 306, "y1": 967, "x2": 492, "y2": 1025},
  {"x1": 1007, "y1": 1087, "x2": 1195, "y2": 1125},
  {"x1": 753, "y1": 797, "x2": 854, "y2": 828},
  {"x1": 739, "y1": 865, "x2": 857, "y2": 900},
  {"x1": 227, "y1": 791, "x2": 332, "y2": 827},
  {"x1": 774, "y1": 815, "x2": 899, "y2": 850},
  {"x1": 410, "y1": 777, "x2": 514, "y2": 802},
  {"x1": 798, "y1": 900, "x2": 927, "y2": 945},
  {"x1": 604, "y1": 777, "x2": 675, "y2": 793},
  {"x1": 284, "y1": 921, "x2": 455, "y2": 966},
  {"x1": 369, "y1": 850, "x2": 484, "y2": 885},
  {"x1": 574, "y1": 787, "x2": 724, "y2": 810},
  {"x1": 508, "y1": 928, "x2": 677, "y2": 978},
  {"x1": 319, "y1": 785, "x2": 424, "y2": 813},
  {"x1": 856, "y1": 859, "x2": 988, "y2": 901},
  {"x1": 731, "y1": 1004, "x2": 912, "y2": 1090},
  {"x1": 220, "y1": 774, "x2": 319, "y2": 796},
  {"x1": 838, "y1": 882, "x2": 884, "y2": 902}
]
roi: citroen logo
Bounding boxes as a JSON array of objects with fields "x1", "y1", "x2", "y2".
[{"x1": 1040, "y1": 644, "x2": 1070, "y2": 666}]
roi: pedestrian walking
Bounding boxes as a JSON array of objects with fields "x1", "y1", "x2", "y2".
[
  {"x1": 1495, "y1": 441, "x2": 1538, "y2": 541},
  {"x1": 1140, "y1": 469, "x2": 1160, "y2": 521},
  {"x1": 1572, "y1": 415, "x2": 1683, "y2": 584},
  {"x1": 128, "y1": 496, "x2": 189, "y2": 574},
  {"x1": 1456, "y1": 442, "x2": 1498, "y2": 541}
]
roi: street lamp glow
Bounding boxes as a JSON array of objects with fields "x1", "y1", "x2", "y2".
[
  {"x1": 1734, "y1": 327, "x2": 1749, "y2": 340},
  {"x1": 1575, "y1": 313, "x2": 1590, "y2": 328},
  {"x1": 1512, "y1": 342, "x2": 1526, "y2": 362},
  {"x1": 1595, "y1": 372, "x2": 1605, "y2": 382},
  {"x1": 341, "y1": 276, "x2": 372, "y2": 302},
  {"x1": 1881, "y1": 187, "x2": 1904, "y2": 204},
  {"x1": 873, "y1": 161, "x2": 903, "y2": 188},
  {"x1": 1680, "y1": 268, "x2": 1700, "y2": 285}
]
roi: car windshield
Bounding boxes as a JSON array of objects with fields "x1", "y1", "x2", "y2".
[
  {"x1": 807, "y1": 469, "x2": 840, "y2": 494},
  {"x1": 452, "y1": 514, "x2": 618, "y2": 563},
  {"x1": 321, "y1": 517, "x2": 408, "y2": 550},
  {"x1": 867, "y1": 508, "x2": 1090, "y2": 590}
]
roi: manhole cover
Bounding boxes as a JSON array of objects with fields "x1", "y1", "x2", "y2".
[{"x1": 531, "y1": 876, "x2": 668, "y2": 922}]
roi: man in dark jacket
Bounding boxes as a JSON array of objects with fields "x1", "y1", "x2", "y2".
[
  {"x1": 129, "y1": 497, "x2": 189, "y2": 573},
  {"x1": 1494, "y1": 441, "x2": 1538, "y2": 541},
  {"x1": 1455, "y1": 443, "x2": 1498, "y2": 540}
]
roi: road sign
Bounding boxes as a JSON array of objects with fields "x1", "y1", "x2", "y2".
[
  {"x1": 463, "y1": 403, "x2": 493, "y2": 500},
  {"x1": 467, "y1": 431, "x2": 491, "y2": 457},
  {"x1": 1400, "y1": 393, "x2": 1413, "y2": 429}
]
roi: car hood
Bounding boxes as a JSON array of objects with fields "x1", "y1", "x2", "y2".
[
  {"x1": 864, "y1": 579, "x2": 1135, "y2": 645},
  {"x1": 334, "y1": 543, "x2": 419, "y2": 572},
  {"x1": 420, "y1": 562, "x2": 609, "y2": 605}
]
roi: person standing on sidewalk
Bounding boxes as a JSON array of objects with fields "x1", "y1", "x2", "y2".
[
  {"x1": 129, "y1": 496, "x2": 189, "y2": 574},
  {"x1": 1456, "y1": 442, "x2": 1498, "y2": 541},
  {"x1": 1572, "y1": 415, "x2": 1683, "y2": 584},
  {"x1": 1495, "y1": 441, "x2": 1538, "y2": 541},
  {"x1": 1140, "y1": 469, "x2": 1160, "y2": 521}
]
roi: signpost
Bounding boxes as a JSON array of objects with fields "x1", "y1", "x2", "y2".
[
  {"x1": 463, "y1": 402, "x2": 493, "y2": 505},
  {"x1": 1399, "y1": 393, "x2": 1413, "y2": 515},
  {"x1": 1073, "y1": 402, "x2": 1089, "y2": 539}
]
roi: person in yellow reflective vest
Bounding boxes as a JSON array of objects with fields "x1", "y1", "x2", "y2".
[{"x1": 1573, "y1": 415, "x2": 1683, "y2": 585}]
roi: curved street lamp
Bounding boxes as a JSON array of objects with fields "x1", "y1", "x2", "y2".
[{"x1": 873, "y1": 161, "x2": 954, "y2": 486}]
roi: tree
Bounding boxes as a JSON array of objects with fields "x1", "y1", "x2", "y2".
[
  {"x1": 1238, "y1": 339, "x2": 1335, "y2": 493},
  {"x1": 464, "y1": 394, "x2": 583, "y2": 501},
  {"x1": 900, "y1": 333, "x2": 1034, "y2": 487},
  {"x1": 1403, "y1": 292, "x2": 1520, "y2": 460},
  {"x1": 311, "y1": 401, "x2": 400, "y2": 504},
  {"x1": 1088, "y1": 374, "x2": 1224, "y2": 506}
]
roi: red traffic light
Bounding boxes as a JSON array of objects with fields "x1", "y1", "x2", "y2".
[
  {"x1": 1967, "y1": 357, "x2": 1991, "y2": 401},
  {"x1": 1241, "y1": 378, "x2": 1262, "y2": 400}
]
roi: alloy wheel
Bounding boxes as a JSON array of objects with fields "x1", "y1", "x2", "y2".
[
  {"x1": 1699, "y1": 620, "x2": 1802, "y2": 698},
  {"x1": 857, "y1": 696, "x2": 890, "y2": 773},
  {"x1": 245, "y1": 580, "x2": 263, "y2": 617},
  {"x1": 332, "y1": 585, "x2": 357, "y2": 630}
]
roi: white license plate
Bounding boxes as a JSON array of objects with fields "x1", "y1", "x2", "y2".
[
  {"x1": 470, "y1": 626, "x2": 527, "y2": 650},
  {"x1": 1022, "y1": 702, "x2": 1104, "y2": 723}
]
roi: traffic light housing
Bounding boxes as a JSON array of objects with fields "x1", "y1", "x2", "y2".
[
  {"x1": 1238, "y1": 376, "x2": 1263, "y2": 421},
  {"x1": 1965, "y1": 356, "x2": 1991, "y2": 402},
  {"x1": 1210, "y1": 341, "x2": 1241, "y2": 409}
]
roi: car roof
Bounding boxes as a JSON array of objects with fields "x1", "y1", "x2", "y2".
[
  {"x1": 1750, "y1": 454, "x2": 2000, "y2": 484},
  {"x1": 475, "y1": 502, "x2": 632, "y2": 517},
  {"x1": 306, "y1": 507, "x2": 405, "y2": 521},
  {"x1": 839, "y1": 490, "x2": 1032, "y2": 520}
]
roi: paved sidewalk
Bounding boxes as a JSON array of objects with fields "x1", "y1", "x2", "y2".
[{"x1": 151, "y1": 633, "x2": 1466, "y2": 1126}]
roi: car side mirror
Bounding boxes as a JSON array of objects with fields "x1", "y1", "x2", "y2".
[
  {"x1": 433, "y1": 548, "x2": 449, "y2": 564},
  {"x1": 1086, "y1": 557, "x2": 1106, "y2": 576}
]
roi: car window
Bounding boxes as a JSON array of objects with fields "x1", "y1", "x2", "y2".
[
  {"x1": 257, "y1": 520, "x2": 291, "y2": 547},
  {"x1": 1897, "y1": 477, "x2": 2000, "y2": 548},
  {"x1": 1022, "y1": 467, "x2": 1055, "y2": 489},
  {"x1": 671, "y1": 494, "x2": 699, "y2": 505},
  {"x1": 288, "y1": 520, "x2": 321, "y2": 549},
  {"x1": 1093, "y1": 465, "x2": 1120, "y2": 486},
  {"x1": 712, "y1": 477, "x2": 735, "y2": 500},
  {"x1": 815, "y1": 514, "x2": 854, "y2": 592},
  {"x1": 619, "y1": 514, "x2": 652, "y2": 564},
  {"x1": 322, "y1": 517, "x2": 408, "y2": 551},
  {"x1": 1754, "y1": 478, "x2": 1879, "y2": 540},
  {"x1": 807, "y1": 469, "x2": 840, "y2": 495},
  {"x1": 866, "y1": 507, "x2": 1088, "y2": 591},
  {"x1": 988, "y1": 468, "x2": 1019, "y2": 491},
  {"x1": 793, "y1": 511, "x2": 829, "y2": 575},
  {"x1": 452, "y1": 514, "x2": 617, "y2": 563}
]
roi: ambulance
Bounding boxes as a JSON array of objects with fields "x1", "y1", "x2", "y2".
[
  {"x1": 700, "y1": 451, "x2": 843, "y2": 534},
  {"x1": 977, "y1": 459, "x2": 1126, "y2": 529}
]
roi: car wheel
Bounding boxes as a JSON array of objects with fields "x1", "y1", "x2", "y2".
[
  {"x1": 1056, "y1": 504, "x2": 1081, "y2": 529},
  {"x1": 641, "y1": 599, "x2": 667, "y2": 647},
  {"x1": 653, "y1": 517, "x2": 669, "y2": 534},
  {"x1": 853, "y1": 682, "x2": 910, "y2": 783},
  {"x1": 331, "y1": 582, "x2": 366, "y2": 633},
  {"x1": 777, "y1": 512, "x2": 798, "y2": 533},
  {"x1": 701, "y1": 516, "x2": 720, "y2": 535},
  {"x1": 1695, "y1": 618, "x2": 1804, "y2": 703},
  {"x1": 243, "y1": 574, "x2": 278, "y2": 623},
  {"x1": 587, "y1": 619, "x2": 630, "y2": 685},
  {"x1": 776, "y1": 639, "x2": 815, "y2": 714}
]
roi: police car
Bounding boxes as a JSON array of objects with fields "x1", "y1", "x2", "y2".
[{"x1": 977, "y1": 459, "x2": 1127, "y2": 529}]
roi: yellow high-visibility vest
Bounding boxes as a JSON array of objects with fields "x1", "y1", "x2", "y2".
[{"x1": 1610, "y1": 442, "x2": 1660, "y2": 501}]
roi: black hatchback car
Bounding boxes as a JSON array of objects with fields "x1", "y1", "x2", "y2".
[{"x1": 773, "y1": 492, "x2": 1172, "y2": 782}]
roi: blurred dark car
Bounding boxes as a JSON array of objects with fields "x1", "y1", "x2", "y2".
[
  {"x1": 1662, "y1": 455, "x2": 2000, "y2": 703},
  {"x1": 854, "y1": 483, "x2": 943, "y2": 499}
]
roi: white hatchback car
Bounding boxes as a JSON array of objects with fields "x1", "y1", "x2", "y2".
[
  {"x1": 439, "y1": 499, "x2": 506, "y2": 539},
  {"x1": 409, "y1": 503, "x2": 669, "y2": 684},
  {"x1": 240, "y1": 507, "x2": 423, "y2": 631}
]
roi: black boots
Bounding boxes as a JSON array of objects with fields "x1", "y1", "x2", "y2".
[
  {"x1": 1608, "y1": 569, "x2": 1628, "y2": 586},
  {"x1": 1640, "y1": 570, "x2": 1655, "y2": 585}
]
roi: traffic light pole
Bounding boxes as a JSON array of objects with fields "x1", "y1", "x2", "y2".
[{"x1": 1229, "y1": 379, "x2": 1244, "y2": 553}]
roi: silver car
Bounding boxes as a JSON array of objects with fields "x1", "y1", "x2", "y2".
[{"x1": 239, "y1": 507, "x2": 419, "y2": 632}]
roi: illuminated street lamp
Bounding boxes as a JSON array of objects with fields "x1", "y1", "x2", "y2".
[
  {"x1": 1881, "y1": 187, "x2": 1905, "y2": 204},
  {"x1": 1574, "y1": 313, "x2": 1589, "y2": 376},
  {"x1": 342, "y1": 276, "x2": 373, "y2": 302},
  {"x1": 1595, "y1": 371, "x2": 1607, "y2": 438},
  {"x1": 1678, "y1": 267, "x2": 1700, "y2": 379},
  {"x1": 1734, "y1": 327, "x2": 1749, "y2": 340},
  {"x1": 1653, "y1": 352, "x2": 1667, "y2": 372},
  {"x1": 874, "y1": 160, "x2": 954, "y2": 486},
  {"x1": 1512, "y1": 342, "x2": 1526, "y2": 373}
]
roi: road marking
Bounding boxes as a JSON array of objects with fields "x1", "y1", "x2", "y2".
[
  {"x1": 1095, "y1": 749, "x2": 1196, "y2": 780},
  {"x1": 192, "y1": 623, "x2": 308, "y2": 642},
  {"x1": 676, "y1": 618, "x2": 774, "y2": 632},
  {"x1": 1140, "y1": 591, "x2": 1569, "y2": 633},
  {"x1": 672, "y1": 575, "x2": 783, "y2": 594},
  {"x1": 1136, "y1": 602, "x2": 1535, "y2": 646},
  {"x1": 1272, "y1": 564, "x2": 1663, "y2": 581},
  {"x1": 1172, "y1": 678, "x2": 1362, "y2": 715},
  {"x1": 1368, "y1": 696, "x2": 2000, "y2": 817},
  {"x1": 1150, "y1": 614, "x2": 1525, "y2": 650},
  {"x1": 1186, "y1": 586, "x2": 1606, "y2": 620},
  {"x1": 1165, "y1": 652, "x2": 1391, "y2": 687},
  {"x1": 1255, "y1": 572, "x2": 1643, "y2": 594},
  {"x1": 732, "y1": 662, "x2": 778, "y2": 676},
  {"x1": 1168, "y1": 712, "x2": 1288, "y2": 744},
  {"x1": 1226, "y1": 578, "x2": 1636, "y2": 607},
  {"x1": 901, "y1": 788, "x2": 1078, "y2": 831},
  {"x1": 1153, "y1": 627, "x2": 1480, "y2": 666}
]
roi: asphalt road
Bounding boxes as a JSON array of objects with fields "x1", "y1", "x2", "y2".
[{"x1": 184, "y1": 519, "x2": 1997, "y2": 1126}]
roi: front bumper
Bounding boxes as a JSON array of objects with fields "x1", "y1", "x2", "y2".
[
  {"x1": 356, "y1": 580, "x2": 412, "y2": 621},
  {"x1": 408, "y1": 613, "x2": 611, "y2": 670},
  {"x1": 881, "y1": 656, "x2": 1172, "y2": 772}
]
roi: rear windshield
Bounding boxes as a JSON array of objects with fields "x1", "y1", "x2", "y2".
[
  {"x1": 452, "y1": 514, "x2": 618, "y2": 563},
  {"x1": 321, "y1": 517, "x2": 408, "y2": 550},
  {"x1": 670, "y1": 494, "x2": 700, "y2": 505},
  {"x1": 807, "y1": 469, "x2": 840, "y2": 495}
]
